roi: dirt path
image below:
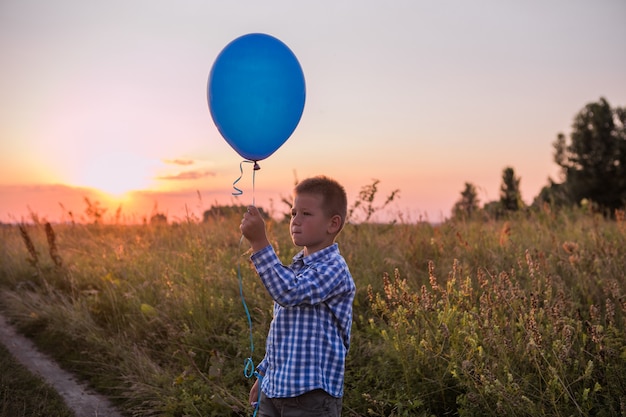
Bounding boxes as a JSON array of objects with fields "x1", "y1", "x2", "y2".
[{"x1": 0, "y1": 313, "x2": 123, "y2": 417}]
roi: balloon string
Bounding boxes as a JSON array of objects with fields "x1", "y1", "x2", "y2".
[
  {"x1": 233, "y1": 159, "x2": 262, "y2": 416},
  {"x1": 232, "y1": 160, "x2": 261, "y2": 200},
  {"x1": 232, "y1": 160, "x2": 254, "y2": 197},
  {"x1": 238, "y1": 234, "x2": 262, "y2": 417}
]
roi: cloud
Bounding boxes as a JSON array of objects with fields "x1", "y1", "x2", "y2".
[
  {"x1": 157, "y1": 170, "x2": 215, "y2": 181},
  {"x1": 162, "y1": 159, "x2": 195, "y2": 166}
]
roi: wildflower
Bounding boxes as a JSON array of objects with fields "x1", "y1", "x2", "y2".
[
  {"x1": 605, "y1": 298, "x2": 615, "y2": 327},
  {"x1": 562, "y1": 241, "x2": 579, "y2": 254},
  {"x1": 590, "y1": 304, "x2": 600, "y2": 322},
  {"x1": 526, "y1": 309, "x2": 542, "y2": 349}
]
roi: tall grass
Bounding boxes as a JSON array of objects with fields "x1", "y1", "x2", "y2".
[{"x1": 0, "y1": 206, "x2": 624, "y2": 416}]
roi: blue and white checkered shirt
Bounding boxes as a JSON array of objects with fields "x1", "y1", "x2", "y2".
[{"x1": 251, "y1": 243, "x2": 355, "y2": 399}]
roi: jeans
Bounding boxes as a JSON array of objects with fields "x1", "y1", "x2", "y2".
[{"x1": 257, "y1": 389, "x2": 342, "y2": 417}]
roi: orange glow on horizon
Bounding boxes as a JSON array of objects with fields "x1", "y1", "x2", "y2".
[{"x1": 68, "y1": 151, "x2": 157, "y2": 197}]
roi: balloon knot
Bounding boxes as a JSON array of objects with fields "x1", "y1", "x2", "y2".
[{"x1": 253, "y1": 162, "x2": 261, "y2": 171}]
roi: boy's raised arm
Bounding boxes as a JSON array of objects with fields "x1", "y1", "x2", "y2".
[{"x1": 240, "y1": 205, "x2": 271, "y2": 252}]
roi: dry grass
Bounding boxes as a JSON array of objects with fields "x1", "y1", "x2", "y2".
[{"x1": 0, "y1": 205, "x2": 625, "y2": 416}]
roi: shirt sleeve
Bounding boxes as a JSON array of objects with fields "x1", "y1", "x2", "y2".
[{"x1": 250, "y1": 245, "x2": 350, "y2": 307}]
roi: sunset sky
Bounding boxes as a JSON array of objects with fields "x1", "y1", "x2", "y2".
[{"x1": 1, "y1": 0, "x2": 625, "y2": 224}]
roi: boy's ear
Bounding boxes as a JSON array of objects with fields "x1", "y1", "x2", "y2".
[{"x1": 328, "y1": 214, "x2": 342, "y2": 234}]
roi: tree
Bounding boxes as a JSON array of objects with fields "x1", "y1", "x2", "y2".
[
  {"x1": 202, "y1": 205, "x2": 268, "y2": 221},
  {"x1": 534, "y1": 179, "x2": 569, "y2": 208},
  {"x1": 452, "y1": 182, "x2": 480, "y2": 219},
  {"x1": 150, "y1": 213, "x2": 168, "y2": 225},
  {"x1": 550, "y1": 97, "x2": 626, "y2": 213},
  {"x1": 499, "y1": 167, "x2": 523, "y2": 211}
]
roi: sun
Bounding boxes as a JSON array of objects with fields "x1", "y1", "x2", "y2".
[{"x1": 81, "y1": 151, "x2": 154, "y2": 197}]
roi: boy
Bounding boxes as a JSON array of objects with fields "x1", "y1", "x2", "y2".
[{"x1": 240, "y1": 175, "x2": 356, "y2": 417}]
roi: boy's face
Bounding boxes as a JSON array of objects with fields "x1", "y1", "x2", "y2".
[{"x1": 290, "y1": 193, "x2": 338, "y2": 255}]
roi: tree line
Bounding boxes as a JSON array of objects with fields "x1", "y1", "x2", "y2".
[{"x1": 453, "y1": 97, "x2": 626, "y2": 220}]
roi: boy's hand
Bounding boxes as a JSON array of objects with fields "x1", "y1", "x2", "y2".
[
  {"x1": 249, "y1": 378, "x2": 259, "y2": 406},
  {"x1": 241, "y1": 206, "x2": 270, "y2": 252}
]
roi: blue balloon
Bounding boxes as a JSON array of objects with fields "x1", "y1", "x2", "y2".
[{"x1": 208, "y1": 33, "x2": 306, "y2": 162}]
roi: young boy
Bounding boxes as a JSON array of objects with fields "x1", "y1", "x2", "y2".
[{"x1": 240, "y1": 175, "x2": 356, "y2": 417}]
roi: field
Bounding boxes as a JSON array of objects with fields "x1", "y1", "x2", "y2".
[{"x1": 0, "y1": 206, "x2": 625, "y2": 416}]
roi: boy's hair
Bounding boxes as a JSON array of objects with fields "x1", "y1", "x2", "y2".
[{"x1": 294, "y1": 176, "x2": 348, "y2": 230}]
